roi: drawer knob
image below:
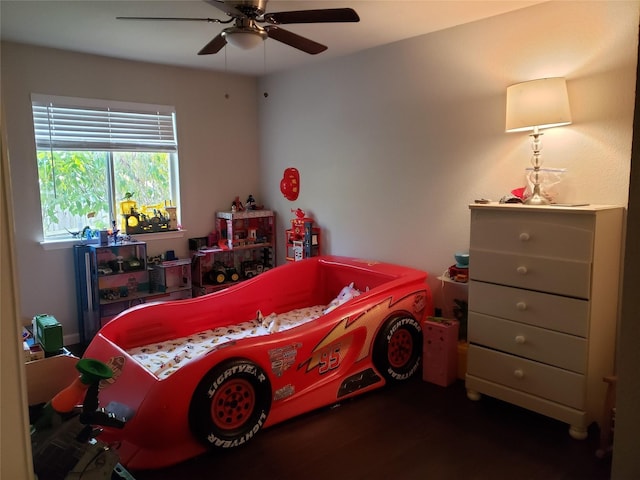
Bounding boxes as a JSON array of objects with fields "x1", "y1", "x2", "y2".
[
  {"x1": 514, "y1": 369, "x2": 525, "y2": 379},
  {"x1": 516, "y1": 301, "x2": 527, "y2": 311},
  {"x1": 515, "y1": 335, "x2": 526, "y2": 344},
  {"x1": 519, "y1": 232, "x2": 530, "y2": 242},
  {"x1": 517, "y1": 266, "x2": 528, "y2": 275}
]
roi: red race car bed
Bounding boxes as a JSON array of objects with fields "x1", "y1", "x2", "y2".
[{"x1": 83, "y1": 255, "x2": 433, "y2": 470}]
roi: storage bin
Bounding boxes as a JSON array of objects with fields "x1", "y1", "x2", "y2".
[
  {"x1": 422, "y1": 318, "x2": 459, "y2": 387},
  {"x1": 33, "y1": 314, "x2": 63, "y2": 353}
]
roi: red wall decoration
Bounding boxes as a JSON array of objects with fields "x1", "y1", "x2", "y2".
[{"x1": 280, "y1": 167, "x2": 300, "y2": 201}]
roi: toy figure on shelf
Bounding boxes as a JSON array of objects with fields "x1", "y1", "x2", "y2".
[
  {"x1": 290, "y1": 209, "x2": 307, "y2": 241},
  {"x1": 231, "y1": 196, "x2": 244, "y2": 213},
  {"x1": 110, "y1": 220, "x2": 120, "y2": 244},
  {"x1": 293, "y1": 208, "x2": 306, "y2": 219},
  {"x1": 245, "y1": 194, "x2": 264, "y2": 210}
]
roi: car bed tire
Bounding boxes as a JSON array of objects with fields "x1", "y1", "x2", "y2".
[
  {"x1": 372, "y1": 314, "x2": 422, "y2": 383},
  {"x1": 188, "y1": 359, "x2": 271, "y2": 449}
]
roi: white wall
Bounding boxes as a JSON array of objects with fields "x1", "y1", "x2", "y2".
[
  {"x1": 258, "y1": 1, "x2": 638, "y2": 301},
  {"x1": 1, "y1": 43, "x2": 260, "y2": 343}
]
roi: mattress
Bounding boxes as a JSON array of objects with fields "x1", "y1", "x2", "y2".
[{"x1": 126, "y1": 305, "x2": 326, "y2": 379}]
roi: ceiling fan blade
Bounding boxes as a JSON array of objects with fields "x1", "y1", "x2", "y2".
[
  {"x1": 263, "y1": 8, "x2": 360, "y2": 25},
  {"x1": 264, "y1": 26, "x2": 327, "y2": 55},
  {"x1": 116, "y1": 16, "x2": 228, "y2": 23},
  {"x1": 198, "y1": 33, "x2": 227, "y2": 55}
]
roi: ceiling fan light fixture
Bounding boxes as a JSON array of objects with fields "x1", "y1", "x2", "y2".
[
  {"x1": 222, "y1": 27, "x2": 267, "y2": 50},
  {"x1": 117, "y1": 2, "x2": 360, "y2": 56}
]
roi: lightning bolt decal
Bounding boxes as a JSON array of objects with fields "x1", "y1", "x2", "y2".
[{"x1": 300, "y1": 290, "x2": 428, "y2": 373}]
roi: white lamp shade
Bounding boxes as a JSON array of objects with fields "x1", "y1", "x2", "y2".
[
  {"x1": 223, "y1": 30, "x2": 266, "y2": 50},
  {"x1": 505, "y1": 77, "x2": 572, "y2": 132}
]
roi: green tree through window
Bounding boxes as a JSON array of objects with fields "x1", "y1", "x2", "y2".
[
  {"x1": 113, "y1": 152, "x2": 171, "y2": 207},
  {"x1": 37, "y1": 151, "x2": 173, "y2": 237}
]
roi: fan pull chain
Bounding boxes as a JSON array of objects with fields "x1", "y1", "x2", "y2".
[
  {"x1": 263, "y1": 41, "x2": 269, "y2": 98},
  {"x1": 224, "y1": 47, "x2": 230, "y2": 99}
]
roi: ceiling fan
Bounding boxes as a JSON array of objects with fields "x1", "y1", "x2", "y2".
[{"x1": 117, "y1": 0, "x2": 360, "y2": 55}]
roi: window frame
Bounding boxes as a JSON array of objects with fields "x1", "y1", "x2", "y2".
[{"x1": 31, "y1": 94, "x2": 181, "y2": 245}]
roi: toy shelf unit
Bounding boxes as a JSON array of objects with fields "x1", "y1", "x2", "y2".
[
  {"x1": 149, "y1": 258, "x2": 193, "y2": 300},
  {"x1": 74, "y1": 241, "x2": 150, "y2": 343},
  {"x1": 216, "y1": 209, "x2": 275, "y2": 250},
  {"x1": 285, "y1": 219, "x2": 321, "y2": 261},
  {"x1": 191, "y1": 210, "x2": 276, "y2": 297}
]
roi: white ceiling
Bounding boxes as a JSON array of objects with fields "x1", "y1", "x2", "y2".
[{"x1": 0, "y1": 0, "x2": 547, "y2": 76}]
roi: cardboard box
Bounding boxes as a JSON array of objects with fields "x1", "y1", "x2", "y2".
[
  {"x1": 422, "y1": 318, "x2": 459, "y2": 387},
  {"x1": 28, "y1": 344, "x2": 45, "y2": 362},
  {"x1": 33, "y1": 314, "x2": 63, "y2": 353},
  {"x1": 25, "y1": 353, "x2": 79, "y2": 405}
]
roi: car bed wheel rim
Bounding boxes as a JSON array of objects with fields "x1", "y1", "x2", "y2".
[
  {"x1": 388, "y1": 329, "x2": 413, "y2": 368},
  {"x1": 211, "y1": 378, "x2": 255, "y2": 430}
]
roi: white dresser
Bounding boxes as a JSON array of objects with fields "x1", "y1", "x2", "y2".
[{"x1": 465, "y1": 203, "x2": 624, "y2": 439}]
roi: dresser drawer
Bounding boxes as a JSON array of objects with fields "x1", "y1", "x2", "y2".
[
  {"x1": 468, "y1": 312, "x2": 587, "y2": 373},
  {"x1": 467, "y1": 345, "x2": 585, "y2": 409},
  {"x1": 469, "y1": 250, "x2": 591, "y2": 299},
  {"x1": 470, "y1": 209, "x2": 594, "y2": 261},
  {"x1": 469, "y1": 281, "x2": 589, "y2": 336}
]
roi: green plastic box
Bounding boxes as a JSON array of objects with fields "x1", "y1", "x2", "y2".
[{"x1": 33, "y1": 314, "x2": 63, "y2": 353}]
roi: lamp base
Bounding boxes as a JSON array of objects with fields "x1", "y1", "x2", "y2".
[{"x1": 524, "y1": 192, "x2": 550, "y2": 205}]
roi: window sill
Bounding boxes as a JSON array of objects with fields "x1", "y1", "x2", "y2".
[{"x1": 39, "y1": 230, "x2": 187, "y2": 251}]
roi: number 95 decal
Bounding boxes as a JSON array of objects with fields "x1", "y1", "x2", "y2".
[{"x1": 319, "y1": 345, "x2": 341, "y2": 374}]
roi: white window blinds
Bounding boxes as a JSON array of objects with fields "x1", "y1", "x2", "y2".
[{"x1": 31, "y1": 94, "x2": 177, "y2": 152}]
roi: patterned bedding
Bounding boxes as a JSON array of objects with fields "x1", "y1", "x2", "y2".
[
  {"x1": 127, "y1": 283, "x2": 362, "y2": 379},
  {"x1": 127, "y1": 305, "x2": 326, "y2": 379}
]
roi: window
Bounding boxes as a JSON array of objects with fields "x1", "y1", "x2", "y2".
[{"x1": 31, "y1": 94, "x2": 180, "y2": 240}]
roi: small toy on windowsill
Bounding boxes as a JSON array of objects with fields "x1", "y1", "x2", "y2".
[{"x1": 109, "y1": 220, "x2": 120, "y2": 244}]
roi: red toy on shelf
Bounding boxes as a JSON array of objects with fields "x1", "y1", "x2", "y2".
[{"x1": 285, "y1": 209, "x2": 321, "y2": 261}]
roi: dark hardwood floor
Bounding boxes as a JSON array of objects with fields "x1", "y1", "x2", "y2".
[{"x1": 128, "y1": 378, "x2": 611, "y2": 480}]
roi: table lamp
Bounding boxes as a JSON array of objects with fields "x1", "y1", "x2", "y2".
[{"x1": 506, "y1": 77, "x2": 572, "y2": 205}]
